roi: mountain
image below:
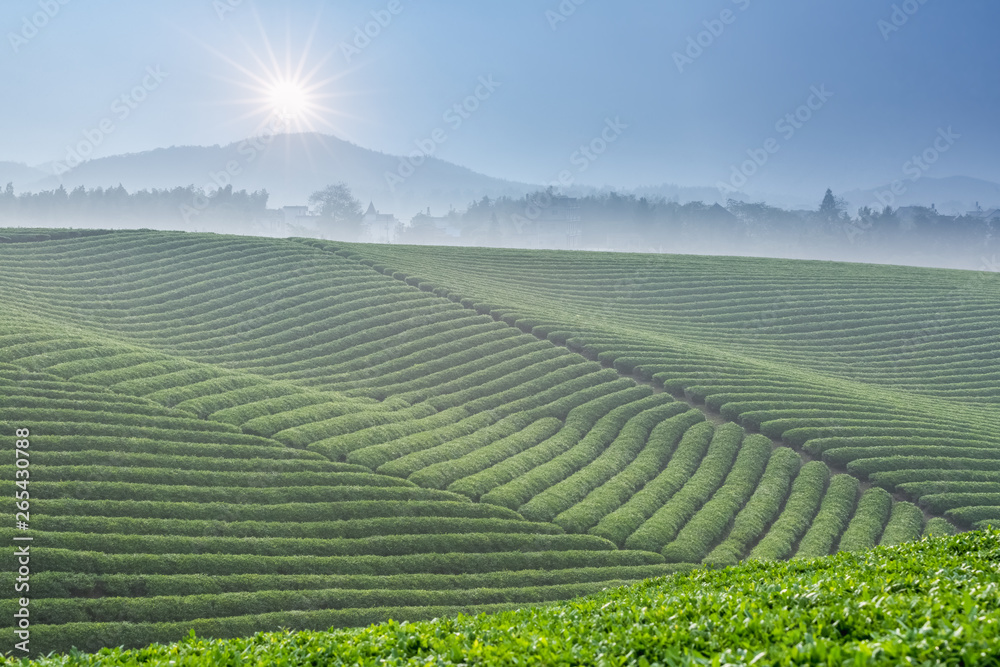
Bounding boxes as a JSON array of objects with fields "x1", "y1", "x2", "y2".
[
  {"x1": 612, "y1": 183, "x2": 733, "y2": 206},
  {"x1": 16, "y1": 136, "x2": 1000, "y2": 220},
  {"x1": 841, "y1": 175, "x2": 1000, "y2": 216},
  {"x1": 0, "y1": 161, "x2": 49, "y2": 188},
  {"x1": 26, "y1": 133, "x2": 540, "y2": 215}
]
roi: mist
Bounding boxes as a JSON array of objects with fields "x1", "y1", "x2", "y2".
[{"x1": 1, "y1": 0, "x2": 998, "y2": 270}]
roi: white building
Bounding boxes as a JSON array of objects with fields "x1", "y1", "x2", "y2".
[
  {"x1": 980, "y1": 209, "x2": 1000, "y2": 223},
  {"x1": 410, "y1": 208, "x2": 463, "y2": 239},
  {"x1": 279, "y1": 205, "x2": 324, "y2": 233},
  {"x1": 361, "y1": 202, "x2": 401, "y2": 244},
  {"x1": 525, "y1": 195, "x2": 582, "y2": 249},
  {"x1": 282, "y1": 206, "x2": 309, "y2": 225},
  {"x1": 966, "y1": 204, "x2": 1000, "y2": 223}
]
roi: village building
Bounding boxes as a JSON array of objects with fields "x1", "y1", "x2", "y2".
[
  {"x1": 409, "y1": 208, "x2": 463, "y2": 240},
  {"x1": 360, "y1": 202, "x2": 401, "y2": 244},
  {"x1": 524, "y1": 195, "x2": 583, "y2": 249}
]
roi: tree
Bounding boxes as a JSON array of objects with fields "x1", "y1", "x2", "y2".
[
  {"x1": 819, "y1": 188, "x2": 848, "y2": 222},
  {"x1": 309, "y1": 182, "x2": 362, "y2": 224},
  {"x1": 0, "y1": 182, "x2": 13, "y2": 220},
  {"x1": 309, "y1": 182, "x2": 363, "y2": 240}
]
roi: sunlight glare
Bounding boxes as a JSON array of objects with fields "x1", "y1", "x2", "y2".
[{"x1": 269, "y1": 79, "x2": 311, "y2": 122}]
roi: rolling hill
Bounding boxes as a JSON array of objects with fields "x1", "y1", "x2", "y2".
[
  {"x1": 1, "y1": 230, "x2": 994, "y2": 655},
  {"x1": 23, "y1": 133, "x2": 537, "y2": 214},
  {"x1": 343, "y1": 241, "x2": 1000, "y2": 529},
  {"x1": 17, "y1": 530, "x2": 1000, "y2": 666}
]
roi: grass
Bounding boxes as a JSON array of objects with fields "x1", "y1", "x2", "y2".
[
  {"x1": 335, "y1": 241, "x2": 1000, "y2": 524},
  {"x1": 7, "y1": 530, "x2": 999, "y2": 666},
  {"x1": 2, "y1": 230, "x2": 990, "y2": 655}
]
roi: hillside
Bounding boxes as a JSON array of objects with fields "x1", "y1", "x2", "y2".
[
  {"x1": 23, "y1": 133, "x2": 536, "y2": 213},
  {"x1": 342, "y1": 242, "x2": 1000, "y2": 529},
  {"x1": 841, "y1": 175, "x2": 1000, "y2": 216},
  {"x1": 0, "y1": 163, "x2": 47, "y2": 189},
  {"x1": 14, "y1": 530, "x2": 1000, "y2": 666},
  {"x1": 0, "y1": 231, "x2": 991, "y2": 654}
]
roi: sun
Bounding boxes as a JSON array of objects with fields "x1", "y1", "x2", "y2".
[
  {"x1": 268, "y1": 79, "x2": 312, "y2": 122},
  {"x1": 191, "y1": 9, "x2": 356, "y2": 137}
]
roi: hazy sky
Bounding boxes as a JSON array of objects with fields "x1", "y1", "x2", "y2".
[{"x1": 2, "y1": 0, "x2": 998, "y2": 197}]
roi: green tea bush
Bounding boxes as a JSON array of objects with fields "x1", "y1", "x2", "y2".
[
  {"x1": 19, "y1": 581, "x2": 635, "y2": 627},
  {"x1": 19, "y1": 564, "x2": 686, "y2": 599},
  {"x1": 924, "y1": 517, "x2": 958, "y2": 536},
  {"x1": 344, "y1": 409, "x2": 492, "y2": 469},
  {"x1": 451, "y1": 387, "x2": 650, "y2": 501},
  {"x1": 30, "y1": 499, "x2": 506, "y2": 523},
  {"x1": 837, "y1": 487, "x2": 892, "y2": 552},
  {"x1": 277, "y1": 403, "x2": 438, "y2": 451},
  {"x1": 920, "y1": 492, "x2": 1000, "y2": 514},
  {"x1": 624, "y1": 423, "x2": 743, "y2": 552},
  {"x1": 518, "y1": 400, "x2": 682, "y2": 523},
  {"x1": 747, "y1": 461, "x2": 830, "y2": 560},
  {"x1": 703, "y1": 447, "x2": 802, "y2": 566},
  {"x1": 23, "y1": 531, "x2": 1000, "y2": 662},
  {"x1": 33, "y1": 546, "x2": 664, "y2": 577},
  {"x1": 7, "y1": 466, "x2": 411, "y2": 489},
  {"x1": 30, "y1": 515, "x2": 560, "y2": 540},
  {"x1": 794, "y1": 474, "x2": 860, "y2": 558},
  {"x1": 29, "y1": 436, "x2": 303, "y2": 459},
  {"x1": 238, "y1": 398, "x2": 370, "y2": 436},
  {"x1": 481, "y1": 395, "x2": 666, "y2": 511},
  {"x1": 554, "y1": 409, "x2": 706, "y2": 534},
  {"x1": 35, "y1": 481, "x2": 458, "y2": 505},
  {"x1": 878, "y1": 501, "x2": 924, "y2": 546},
  {"x1": 14, "y1": 529, "x2": 616, "y2": 558},
  {"x1": 406, "y1": 417, "x2": 563, "y2": 489},
  {"x1": 661, "y1": 435, "x2": 774, "y2": 563},
  {"x1": 591, "y1": 421, "x2": 715, "y2": 546}
]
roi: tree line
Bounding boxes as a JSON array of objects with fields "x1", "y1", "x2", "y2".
[
  {"x1": 0, "y1": 183, "x2": 270, "y2": 226},
  {"x1": 398, "y1": 188, "x2": 996, "y2": 265},
  {"x1": 2, "y1": 181, "x2": 995, "y2": 267}
]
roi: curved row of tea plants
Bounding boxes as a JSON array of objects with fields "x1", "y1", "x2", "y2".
[
  {"x1": 2, "y1": 363, "x2": 689, "y2": 654},
  {"x1": 335, "y1": 242, "x2": 1000, "y2": 525},
  {"x1": 15, "y1": 530, "x2": 1000, "y2": 667},
  {"x1": 0, "y1": 231, "x2": 950, "y2": 655}
]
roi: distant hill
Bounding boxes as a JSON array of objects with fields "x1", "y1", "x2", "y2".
[
  {"x1": 0, "y1": 161, "x2": 48, "y2": 188},
  {"x1": 12, "y1": 138, "x2": 1000, "y2": 221},
  {"x1": 613, "y1": 183, "x2": 732, "y2": 206},
  {"x1": 841, "y1": 175, "x2": 1000, "y2": 215},
  {"x1": 25, "y1": 133, "x2": 540, "y2": 215},
  {"x1": 16, "y1": 134, "x2": 744, "y2": 216}
]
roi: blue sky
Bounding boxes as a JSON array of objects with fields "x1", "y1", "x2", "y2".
[{"x1": 1, "y1": 0, "x2": 997, "y2": 197}]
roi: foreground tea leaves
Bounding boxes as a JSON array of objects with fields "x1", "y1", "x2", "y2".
[{"x1": 11, "y1": 530, "x2": 1000, "y2": 666}]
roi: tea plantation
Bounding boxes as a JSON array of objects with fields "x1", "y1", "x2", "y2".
[
  {"x1": 339, "y1": 242, "x2": 1000, "y2": 529},
  {"x1": 0, "y1": 230, "x2": 993, "y2": 658},
  {"x1": 10, "y1": 530, "x2": 1000, "y2": 665}
]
